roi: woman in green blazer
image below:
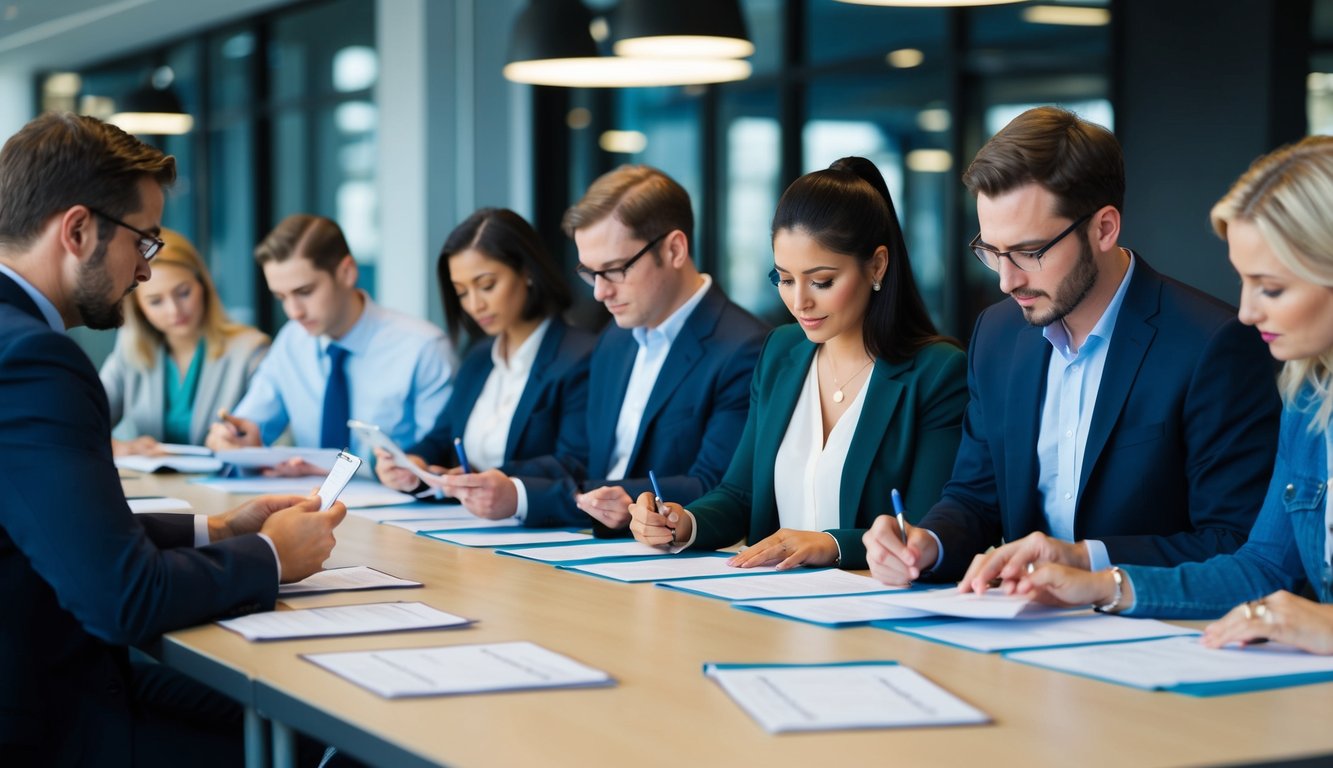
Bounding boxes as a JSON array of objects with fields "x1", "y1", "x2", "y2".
[{"x1": 627, "y1": 156, "x2": 967, "y2": 569}]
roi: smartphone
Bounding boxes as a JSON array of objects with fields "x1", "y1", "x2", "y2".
[
  {"x1": 315, "y1": 451, "x2": 363, "y2": 510},
  {"x1": 346, "y1": 419, "x2": 443, "y2": 483}
]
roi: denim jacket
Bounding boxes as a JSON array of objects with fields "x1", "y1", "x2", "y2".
[{"x1": 1125, "y1": 384, "x2": 1330, "y2": 618}]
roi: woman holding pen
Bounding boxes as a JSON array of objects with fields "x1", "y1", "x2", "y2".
[
  {"x1": 375, "y1": 208, "x2": 595, "y2": 494},
  {"x1": 627, "y1": 157, "x2": 967, "y2": 569},
  {"x1": 101, "y1": 228, "x2": 269, "y2": 455},
  {"x1": 968, "y1": 137, "x2": 1333, "y2": 654}
]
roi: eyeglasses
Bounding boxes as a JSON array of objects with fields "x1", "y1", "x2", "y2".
[
  {"x1": 87, "y1": 206, "x2": 164, "y2": 262},
  {"x1": 970, "y1": 212, "x2": 1093, "y2": 273},
  {"x1": 575, "y1": 231, "x2": 668, "y2": 286}
]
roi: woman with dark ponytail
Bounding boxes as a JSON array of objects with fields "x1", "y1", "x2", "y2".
[{"x1": 627, "y1": 157, "x2": 967, "y2": 569}]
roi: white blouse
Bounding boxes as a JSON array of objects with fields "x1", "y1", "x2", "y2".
[
  {"x1": 461, "y1": 318, "x2": 550, "y2": 471},
  {"x1": 773, "y1": 353, "x2": 870, "y2": 533}
]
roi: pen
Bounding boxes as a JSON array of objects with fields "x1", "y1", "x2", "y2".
[
  {"x1": 891, "y1": 488, "x2": 908, "y2": 545},
  {"x1": 648, "y1": 469, "x2": 665, "y2": 513},
  {"x1": 216, "y1": 409, "x2": 247, "y2": 438},
  {"x1": 453, "y1": 437, "x2": 472, "y2": 473}
]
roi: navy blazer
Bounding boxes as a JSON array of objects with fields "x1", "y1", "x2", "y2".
[
  {"x1": 509, "y1": 282, "x2": 769, "y2": 528},
  {"x1": 0, "y1": 273, "x2": 277, "y2": 760},
  {"x1": 408, "y1": 318, "x2": 596, "y2": 468},
  {"x1": 917, "y1": 255, "x2": 1282, "y2": 581}
]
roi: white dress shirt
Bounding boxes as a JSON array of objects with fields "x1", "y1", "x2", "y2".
[{"x1": 462, "y1": 318, "x2": 550, "y2": 472}]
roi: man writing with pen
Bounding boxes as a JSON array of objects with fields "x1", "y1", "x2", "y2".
[{"x1": 862, "y1": 107, "x2": 1280, "y2": 587}]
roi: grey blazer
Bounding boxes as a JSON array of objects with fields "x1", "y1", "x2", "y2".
[{"x1": 100, "y1": 327, "x2": 270, "y2": 445}]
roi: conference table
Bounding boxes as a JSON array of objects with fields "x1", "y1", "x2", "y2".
[{"x1": 129, "y1": 471, "x2": 1333, "y2": 768}]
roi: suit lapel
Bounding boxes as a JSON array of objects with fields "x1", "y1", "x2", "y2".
[
  {"x1": 1006, "y1": 325, "x2": 1051, "y2": 535},
  {"x1": 1078, "y1": 261, "x2": 1159, "y2": 499},
  {"x1": 838, "y1": 358, "x2": 909, "y2": 525},
  {"x1": 505, "y1": 322, "x2": 563, "y2": 457},
  {"x1": 752, "y1": 341, "x2": 816, "y2": 534},
  {"x1": 190, "y1": 347, "x2": 221, "y2": 442},
  {"x1": 453, "y1": 341, "x2": 494, "y2": 437}
]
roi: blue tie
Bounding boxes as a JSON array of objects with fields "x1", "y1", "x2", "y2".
[{"x1": 321, "y1": 343, "x2": 351, "y2": 449}]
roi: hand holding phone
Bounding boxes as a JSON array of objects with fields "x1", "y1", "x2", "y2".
[
  {"x1": 347, "y1": 419, "x2": 443, "y2": 483},
  {"x1": 315, "y1": 451, "x2": 363, "y2": 510}
]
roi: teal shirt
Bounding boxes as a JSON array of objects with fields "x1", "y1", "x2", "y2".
[{"x1": 163, "y1": 340, "x2": 205, "y2": 445}]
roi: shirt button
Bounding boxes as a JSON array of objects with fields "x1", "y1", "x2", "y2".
[
  {"x1": 1064, "y1": 492, "x2": 1072, "y2": 500},
  {"x1": 1284, "y1": 483, "x2": 1296, "y2": 501},
  {"x1": 1065, "y1": 430, "x2": 1073, "y2": 438}
]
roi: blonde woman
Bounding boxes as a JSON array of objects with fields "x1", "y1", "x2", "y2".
[
  {"x1": 992, "y1": 136, "x2": 1333, "y2": 654},
  {"x1": 101, "y1": 229, "x2": 269, "y2": 454}
]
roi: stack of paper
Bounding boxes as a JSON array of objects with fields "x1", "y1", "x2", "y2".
[
  {"x1": 304, "y1": 641, "x2": 615, "y2": 698},
  {"x1": 1006, "y1": 635, "x2": 1333, "y2": 695},
  {"x1": 126, "y1": 496, "x2": 194, "y2": 514},
  {"x1": 659, "y1": 569, "x2": 891, "y2": 601},
  {"x1": 496, "y1": 540, "x2": 676, "y2": 564},
  {"x1": 892, "y1": 613, "x2": 1195, "y2": 652},
  {"x1": 704, "y1": 661, "x2": 989, "y2": 732},
  {"x1": 278, "y1": 566, "x2": 422, "y2": 596},
  {"x1": 115, "y1": 454, "x2": 223, "y2": 474},
  {"x1": 423, "y1": 530, "x2": 592, "y2": 547},
  {"x1": 387, "y1": 518, "x2": 521, "y2": 533},
  {"x1": 735, "y1": 593, "x2": 931, "y2": 626},
  {"x1": 865, "y1": 588, "x2": 1036, "y2": 620},
  {"x1": 560, "y1": 554, "x2": 778, "y2": 583},
  {"x1": 217, "y1": 601, "x2": 471, "y2": 641},
  {"x1": 214, "y1": 446, "x2": 343, "y2": 470},
  {"x1": 192, "y1": 478, "x2": 416, "y2": 508},
  {"x1": 349, "y1": 504, "x2": 471, "y2": 523}
]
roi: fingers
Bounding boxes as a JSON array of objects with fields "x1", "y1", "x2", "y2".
[
  {"x1": 863, "y1": 515, "x2": 920, "y2": 585},
  {"x1": 627, "y1": 492, "x2": 675, "y2": 546}
]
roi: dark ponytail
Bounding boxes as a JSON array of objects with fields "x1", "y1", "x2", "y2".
[{"x1": 770, "y1": 156, "x2": 955, "y2": 362}]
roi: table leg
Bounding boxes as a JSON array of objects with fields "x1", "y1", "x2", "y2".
[
  {"x1": 244, "y1": 706, "x2": 270, "y2": 768},
  {"x1": 271, "y1": 719, "x2": 298, "y2": 768}
]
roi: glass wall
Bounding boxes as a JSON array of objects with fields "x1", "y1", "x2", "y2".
[
  {"x1": 539, "y1": 0, "x2": 1114, "y2": 338},
  {"x1": 38, "y1": 0, "x2": 377, "y2": 333}
]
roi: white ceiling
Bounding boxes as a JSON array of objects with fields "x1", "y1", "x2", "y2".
[{"x1": 0, "y1": 0, "x2": 295, "y2": 72}]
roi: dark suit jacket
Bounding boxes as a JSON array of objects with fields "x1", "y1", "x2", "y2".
[
  {"x1": 508, "y1": 283, "x2": 768, "y2": 528},
  {"x1": 917, "y1": 255, "x2": 1282, "y2": 581},
  {"x1": 0, "y1": 273, "x2": 278, "y2": 762},
  {"x1": 408, "y1": 318, "x2": 596, "y2": 468},
  {"x1": 688, "y1": 325, "x2": 968, "y2": 568}
]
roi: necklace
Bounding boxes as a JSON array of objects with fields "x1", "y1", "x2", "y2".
[{"x1": 824, "y1": 349, "x2": 873, "y2": 404}]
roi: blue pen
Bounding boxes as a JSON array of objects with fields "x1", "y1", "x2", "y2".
[
  {"x1": 453, "y1": 437, "x2": 472, "y2": 473},
  {"x1": 648, "y1": 470, "x2": 665, "y2": 510},
  {"x1": 891, "y1": 488, "x2": 908, "y2": 545}
]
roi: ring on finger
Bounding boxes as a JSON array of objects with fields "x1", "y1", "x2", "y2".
[
  {"x1": 1243, "y1": 601, "x2": 1255, "y2": 620},
  {"x1": 1255, "y1": 599, "x2": 1274, "y2": 624}
]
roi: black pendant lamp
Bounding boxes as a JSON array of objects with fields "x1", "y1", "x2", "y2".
[
  {"x1": 611, "y1": 0, "x2": 754, "y2": 59},
  {"x1": 109, "y1": 83, "x2": 194, "y2": 136}
]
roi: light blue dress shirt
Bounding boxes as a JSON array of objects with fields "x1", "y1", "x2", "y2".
[
  {"x1": 233, "y1": 293, "x2": 456, "y2": 460},
  {"x1": 0, "y1": 263, "x2": 63, "y2": 331},
  {"x1": 1036, "y1": 254, "x2": 1136, "y2": 571}
]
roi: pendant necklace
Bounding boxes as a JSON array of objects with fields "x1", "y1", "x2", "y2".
[{"x1": 825, "y1": 350, "x2": 873, "y2": 404}]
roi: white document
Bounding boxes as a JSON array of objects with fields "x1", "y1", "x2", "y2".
[
  {"x1": 387, "y1": 517, "x2": 521, "y2": 533},
  {"x1": 349, "y1": 504, "x2": 471, "y2": 523},
  {"x1": 158, "y1": 443, "x2": 215, "y2": 456},
  {"x1": 1007, "y1": 635, "x2": 1333, "y2": 690},
  {"x1": 736, "y1": 593, "x2": 931, "y2": 625},
  {"x1": 304, "y1": 641, "x2": 614, "y2": 698},
  {"x1": 217, "y1": 601, "x2": 471, "y2": 641},
  {"x1": 871, "y1": 588, "x2": 1036, "y2": 619},
  {"x1": 214, "y1": 447, "x2": 343, "y2": 470},
  {"x1": 424, "y1": 530, "x2": 592, "y2": 547},
  {"x1": 496, "y1": 541, "x2": 675, "y2": 563},
  {"x1": 563, "y1": 556, "x2": 777, "y2": 583},
  {"x1": 661, "y1": 569, "x2": 891, "y2": 601},
  {"x1": 126, "y1": 497, "x2": 193, "y2": 514},
  {"x1": 115, "y1": 454, "x2": 224, "y2": 474},
  {"x1": 705, "y1": 662, "x2": 989, "y2": 733},
  {"x1": 895, "y1": 613, "x2": 1196, "y2": 652},
  {"x1": 278, "y1": 566, "x2": 422, "y2": 596},
  {"x1": 192, "y1": 478, "x2": 415, "y2": 508}
]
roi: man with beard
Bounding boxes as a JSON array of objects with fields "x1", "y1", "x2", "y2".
[
  {"x1": 0, "y1": 113, "x2": 346, "y2": 765},
  {"x1": 863, "y1": 106, "x2": 1281, "y2": 587}
]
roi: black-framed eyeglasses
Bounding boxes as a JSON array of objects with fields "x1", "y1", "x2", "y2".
[
  {"x1": 970, "y1": 212, "x2": 1093, "y2": 273},
  {"x1": 87, "y1": 206, "x2": 164, "y2": 262},
  {"x1": 575, "y1": 231, "x2": 668, "y2": 286}
]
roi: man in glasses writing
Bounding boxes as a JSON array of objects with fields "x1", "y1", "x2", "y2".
[
  {"x1": 865, "y1": 107, "x2": 1281, "y2": 593},
  {"x1": 440, "y1": 165, "x2": 768, "y2": 530}
]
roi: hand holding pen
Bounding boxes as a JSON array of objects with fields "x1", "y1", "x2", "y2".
[
  {"x1": 862, "y1": 487, "x2": 939, "y2": 587},
  {"x1": 626, "y1": 470, "x2": 689, "y2": 549}
]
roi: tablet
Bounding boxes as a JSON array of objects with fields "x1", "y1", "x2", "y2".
[{"x1": 347, "y1": 419, "x2": 444, "y2": 483}]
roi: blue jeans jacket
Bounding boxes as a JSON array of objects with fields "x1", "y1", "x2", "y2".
[{"x1": 1125, "y1": 385, "x2": 1330, "y2": 618}]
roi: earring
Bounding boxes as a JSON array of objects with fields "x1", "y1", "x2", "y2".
[
  {"x1": 526, "y1": 277, "x2": 534, "y2": 287},
  {"x1": 872, "y1": 281, "x2": 882, "y2": 292}
]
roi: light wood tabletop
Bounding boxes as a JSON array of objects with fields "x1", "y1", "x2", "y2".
[{"x1": 133, "y1": 472, "x2": 1333, "y2": 768}]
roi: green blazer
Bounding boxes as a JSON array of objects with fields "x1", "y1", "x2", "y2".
[{"x1": 687, "y1": 324, "x2": 967, "y2": 568}]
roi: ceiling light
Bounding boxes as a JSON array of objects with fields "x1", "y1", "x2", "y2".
[
  {"x1": 886, "y1": 48, "x2": 924, "y2": 68},
  {"x1": 906, "y1": 149, "x2": 952, "y2": 172},
  {"x1": 612, "y1": 0, "x2": 754, "y2": 59},
  {"x1": 109, "y1": 84, "x2": 194, "y2": 136},
  {"x1": 1022, "y1": 5, "x2": 1111, "y2": 26},
  {"x1": 599, "y1": 130, "x2": 648, "y2": 154}
]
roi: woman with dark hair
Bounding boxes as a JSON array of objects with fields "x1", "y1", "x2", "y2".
[
  {"x1": 375, "y1": 208, "x2": 596, "y2": 492},
  {"x1": 626, "y1": 157, "x2": 967, "y2": 569}
]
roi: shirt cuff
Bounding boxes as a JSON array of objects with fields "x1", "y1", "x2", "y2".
[
  {"x1": 922, "y1": 528, "x2": 945, "y2": 574},
  {"x1": 512, "y1": 478, "x2": 528, "y2": 523},
  {"x1": 257, "y1": 533, "x2": 282, "y2": 583},
  {"x1": 1085, "y1": 539, "x2": 1111, "y2": 573},
  {"x1": 671, "y1": 509, "x2": 698, "y2": 553},
  {"x1": 193, "y1": 515, "x2": 210, "y2": 547}
]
